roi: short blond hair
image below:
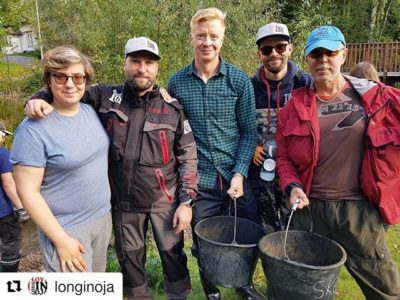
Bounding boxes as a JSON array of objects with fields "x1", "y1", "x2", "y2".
[
  {"x1": 190, "y1": 7, "x2": 226, "y2": 31},
  {"x1": 42, "y1": 46, "x2": 94, "y2": 88}
]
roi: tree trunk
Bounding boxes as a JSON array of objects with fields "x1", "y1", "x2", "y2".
[{"x1": 369, "y1": 0, "x2": 378, "y2": 41}]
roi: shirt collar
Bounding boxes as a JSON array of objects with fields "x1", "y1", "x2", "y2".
[{"x1": 187, "y1": 57, "x2": 226, "y2": 77}]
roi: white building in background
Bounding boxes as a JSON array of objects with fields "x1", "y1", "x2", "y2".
[{"x1": 3, "y1": 25, "x2": 37, "y2": 54}]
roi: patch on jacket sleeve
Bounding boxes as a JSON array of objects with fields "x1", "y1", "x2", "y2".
[
  {"x1": 109, "y1": 89, "x2": 122, "y2": 104},
  {"x1": 183, "y1": 120, "x2": 192, "y2": 134}
]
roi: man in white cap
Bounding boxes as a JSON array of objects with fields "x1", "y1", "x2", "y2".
[
  {"x1": 276, "y1": 25, "x2": 400, "y2": 299},
  {"x1": 249, "y1": 22, "x2": 312, "y2": 231},
  {"x1": 0, "y1": 121, "x2": 27, "y2": 272},
  {"x1": 24, "y1": 37, "x2": 198, "y2": 300}
]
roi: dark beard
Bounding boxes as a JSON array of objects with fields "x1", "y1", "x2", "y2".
[{"x1": 127, "y1": 78, "x2": 154, "y2": 93}]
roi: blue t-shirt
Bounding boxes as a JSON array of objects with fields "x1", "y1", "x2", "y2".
[
  {"x1": 10, "y1": 103, "x2": 111, "y2": 229},
  {"x1": 0, "y1": 147, "x2": 14, "y2": 218}
]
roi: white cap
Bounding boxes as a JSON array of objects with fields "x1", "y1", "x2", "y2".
[
  {"x1": 256, "y1": 22, "x2": 290, "y2": 45},
  {"x1": 260, "y1": 159, "x2": 276, "y2": 181},
  {"x1": 124, "y1": 37, "x2": 161, "y2": 59}
]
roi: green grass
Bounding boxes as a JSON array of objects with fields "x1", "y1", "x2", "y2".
[
  {"x1": 14, "y1": 51, "x2": 41, "y2": 59},
  {"x1": 0, "y1": 61, "x2": 29, "y2": 80},
  {"x1": 0, "y1": 60, "x2": 42, "y2": 95},
  {"x1": 107, "y1": 225, "x2": 400, "y2": 299}
]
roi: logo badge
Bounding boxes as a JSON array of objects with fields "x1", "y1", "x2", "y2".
[{"x1": 28, "y1": 277, "x2": 48, "y2": 295}]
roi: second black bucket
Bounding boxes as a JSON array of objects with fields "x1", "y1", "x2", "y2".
[
  {"x1": 259, "y1": 231, "x2": 347, "y2": 300},
  {"x1": 194, "y1": 216, "x2": 267, "y2": 288}
]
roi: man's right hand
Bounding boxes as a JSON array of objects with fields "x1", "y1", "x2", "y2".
[
  {"x1": 253, "y1": 145, "x2": 266, "y2": 166},
  {"x1": 24, "y1": 99, "x2": 53, "y2": 118},
  {"x1": 290, "y1": 187, "x2": 309, "y2": 209}
]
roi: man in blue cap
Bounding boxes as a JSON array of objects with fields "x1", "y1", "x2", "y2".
[{"x1": 276, "y1": 25, "x2": 400, "y2": 299}]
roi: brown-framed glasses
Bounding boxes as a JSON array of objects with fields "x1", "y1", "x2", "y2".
[
  {"x1": 259, "y1": 43, "x2": 288, "y2": 56},
  {"x1": 52, "y1": 73, "x2": 86, "y2": 85},
  {"x1": 307, "y1": 48, "x2": 344, "y2": 59}
]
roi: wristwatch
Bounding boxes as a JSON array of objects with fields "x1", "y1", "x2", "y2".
[{"x1": 180, "y1": 199, "x2": 195, "y2": 208}]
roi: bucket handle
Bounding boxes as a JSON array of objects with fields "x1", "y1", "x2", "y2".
[
  {"x1": 231, "y1": 195, "x2": 238, "y2": 245},
  {"x1": 283, "y1": 198, "x2": 313, "y2": 260}
]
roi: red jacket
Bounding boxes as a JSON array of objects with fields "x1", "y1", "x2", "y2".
[{"x1": 276, "y1": 76, "x2": 400, "y2": 224}]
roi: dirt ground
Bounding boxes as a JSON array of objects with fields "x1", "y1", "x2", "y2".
[
  {"x1": 18, "y1": 219, "x2": 44, "y2": 272},
  {"x1": 19, "y1": 252, "x2": 45, "y2": 272}
]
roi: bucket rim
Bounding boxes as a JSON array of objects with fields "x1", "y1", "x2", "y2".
[
  {"x1": 258, "y1": 230, "x2": 347, "y2": 270},
  {"x1": 194, "y1": 216, "x2": 267, "y2": 248}
]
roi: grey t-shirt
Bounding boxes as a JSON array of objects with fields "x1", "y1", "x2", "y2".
[{"x1": 10, "y1": 103, "x2": 111, "y2": 228}]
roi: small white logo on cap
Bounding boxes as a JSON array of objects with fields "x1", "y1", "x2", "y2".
[{"x1": 124, "y1": 37, "x2": 161, "y2": 59}]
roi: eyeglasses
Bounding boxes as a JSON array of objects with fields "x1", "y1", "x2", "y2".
[
  {"x1": 52, "y1": 73, "x2": 86, "y2": 85},
  {"x1": 259, "y1": 43, "x2": 288, "y2": 56},
  {"x1": 307, "y1": 48, "x2": 344, "y2": 59}
]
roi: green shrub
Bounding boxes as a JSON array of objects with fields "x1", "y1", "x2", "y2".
[
  {"x1": 105, "y1": 247, "x2": 121, "y2": 272},
  {"x1": 0, "y1": 61, "x2": 42, "y2": 97},
  {"x1": 394, "y1": 82, "x2": 400, "y2": 89},
  {"x1": 145, "y1": 235, "x2": 164, "y2": 292}
]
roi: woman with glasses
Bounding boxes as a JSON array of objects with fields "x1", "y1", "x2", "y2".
[{"x1": 10, "y1": 46, "x2": 112, "y2": 272}]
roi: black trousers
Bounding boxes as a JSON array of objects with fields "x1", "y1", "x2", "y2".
[
  {"x1": 0, "y1": 213, "x2": 21, "y2": 270},
  {"x1": 191, "y1": 177, "x2": 259, "y2": 261}
]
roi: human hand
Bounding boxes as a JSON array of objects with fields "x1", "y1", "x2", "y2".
[
  {"x1": 253, "y1": 145, "x2": 266, "y2": 166},
  {"x1": 55, "y1": 236, "x2": 87, "y2": 272},
  {"x1": 290, "y1": 187, "x2": 309, "y2": 209},
  {"x1": 24, "y1": 99, "x2": 53, "y2": 118},
  {"x1": 16, "y1": 208, "x2": 30, "y2": 223},
  {"x1": 173, "y1": 204, "x2": 192, "y2": 234},
  {"x1": 227, "y1": 173, "x2": 244, "y2": 199}
]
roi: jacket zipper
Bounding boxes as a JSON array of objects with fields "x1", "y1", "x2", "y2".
[
  {"x1": 155, "y1": 169, "x2": 173, "y2": 202},
  {"x1": 159, "y1": 130, "x2": 170, "y2": 164}
]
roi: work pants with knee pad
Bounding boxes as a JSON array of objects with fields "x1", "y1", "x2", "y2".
[{"x1": 113, "y1": 209, "x2": 191, "y2": 300}]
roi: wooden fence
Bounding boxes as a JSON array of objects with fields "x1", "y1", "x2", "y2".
[{"x1": 343, "y1": 42, "x2": 400, "y2": 77}]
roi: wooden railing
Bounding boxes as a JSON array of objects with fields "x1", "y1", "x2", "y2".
[{"x1": 343, "y1": 42, "x2": 400, "y2": 76}]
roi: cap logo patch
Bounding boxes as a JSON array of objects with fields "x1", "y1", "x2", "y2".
[
  {"x1": 147, "y1": 40, "x2": 156, "y2": 51},
  {"x1": 274, "y1": 25, "x2": 285, "y2": 34},
  {"x1": 315, "y1": 28, "x2": 329, "y2": 38}
]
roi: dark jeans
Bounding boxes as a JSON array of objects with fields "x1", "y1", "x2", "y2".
[
  {"x1": 0, "y1": 213, "x2": 21, "y2": 265},
  {"x1": 191, "y1": 177, "x2": 259, "y2": 259},
  {"x1": 292, "y1": 198, "x2": 400, "y2": 300}
]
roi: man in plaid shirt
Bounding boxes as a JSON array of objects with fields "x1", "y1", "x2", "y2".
[{"x1": 168, "y1": 7, "x2": 263, "y2": 300}]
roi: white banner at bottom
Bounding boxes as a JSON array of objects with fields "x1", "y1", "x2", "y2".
[{"x1": 0, "y1": 272, "x2": 122, "y2": 299}]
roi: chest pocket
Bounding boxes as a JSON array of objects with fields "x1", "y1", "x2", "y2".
[
  {"x1": 99, "y1": 107, "x2": 128, "y2": 161},
  {"x1": 283, "y1": 118, "x2": 313, "y2": 165},
  {"x1": 367, "y1": 125, "x2": 400, "y2": 180},
  {"x1": 140, "y1": 118, "x2": 179, "y2": 166}
]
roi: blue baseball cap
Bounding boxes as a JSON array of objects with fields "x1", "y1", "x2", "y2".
[{"x1": 304, "y1": 26, "x2": 346, "y2": 56}]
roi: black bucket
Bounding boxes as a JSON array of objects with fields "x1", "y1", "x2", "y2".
[
  {"x1": 194, "y1": 216, "x2": 267, "y2": 287},
  {"x1": 259, "y1": 231, "x2": 346, "y2": 300}
]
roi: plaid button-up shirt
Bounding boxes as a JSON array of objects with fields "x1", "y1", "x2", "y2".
[{"x1": 168, "y1": 58, "x2": 257, "y2": 189}]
